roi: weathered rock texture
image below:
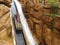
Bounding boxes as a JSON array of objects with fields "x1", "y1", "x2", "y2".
[
  {"x1": 0, "y1": 0, "x2": 13, "y2": 45},
  {"x1": 19, "y1": 0, "x2": 60, "y2": 45}
]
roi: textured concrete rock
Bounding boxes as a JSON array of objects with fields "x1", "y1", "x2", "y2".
[
  {"x1": 19, "y1": 0, "x2": 60, "y2": 45},
  {"x1": 0, "y1": 4, "x2": 10, "y2": 17},
  {"x1": 0, "y1": 0, "x2": 13, "y2": 45},
  {"x1": 52, "y1": 28, "x2": 60, "y2": 45},
  {"x1": 0, "y1": 40, "x2": 8, "y2": 45},
  {"x1": 43, "y1": 24, "x2": 52, "y2": 45},
  {"x1": 0, "y1": 0, "x2": 12, "y2": 7}
]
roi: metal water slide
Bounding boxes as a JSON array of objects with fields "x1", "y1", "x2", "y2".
[{"x1": 10, "y1": 0, "x2": 38, "y2": 45}]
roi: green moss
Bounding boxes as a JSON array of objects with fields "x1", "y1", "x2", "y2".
[
  {"x1": 50, "y1": 19, "x2": 54, "y2": 30},
  {"x1": 48, "y1": 0, "x2": 58, "y2": 13},
  {"x1": 48, "y1": 0, "x2": 58, "y2": 6},
  {"x1": 39, "y1": 0, "x2": 42, "y2": 3},
  {"x1": 49, "y1": 14, "x2": 60, "y2": 18},
  {"x1": 50, "y1": 14, "x2": 56, "y2": 17}
]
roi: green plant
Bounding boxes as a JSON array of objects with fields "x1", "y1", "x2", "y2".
[
  {"x1": 48, "y1": 0, "x2": 57, "y2": 5},
  {"x1": 39, "y1": 0, "x2": 42, "y2": 3},
  {"x1": 50, "y1": 14, "x2": 56, "y2": 18},
  {"x1": 50, "y1": 14, "x2": 60, "y2": 17},
  {"x1": 48, "y1": 0, "x2": 58, "y2": 13}
]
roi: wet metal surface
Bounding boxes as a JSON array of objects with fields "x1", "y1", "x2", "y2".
[{"x1": 15, "y1": 30, "x2": 26, "y2": 45}]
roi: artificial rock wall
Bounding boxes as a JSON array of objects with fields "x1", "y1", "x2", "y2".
[
  {"x1": 19, "y1": 0, "x2": 60, "y2": 45},
  {"x1": 0, "y1": 0, "x2": 13, "y2": 45}
]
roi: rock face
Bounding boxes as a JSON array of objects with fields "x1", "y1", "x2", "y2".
[
  {"x1": 0, "y1": 0, "x2": 13, "y2": 45},
  {"x1": 19, "y1": 0, "x2": 60, "y2": 45}
]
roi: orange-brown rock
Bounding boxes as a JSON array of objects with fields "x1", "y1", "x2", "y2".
[
  {"x1": 0, "y1": 0, "x2": 13, "y2": 45},
  {"x1": 19, "y1": 0, "x2": 60, "y2": 45},
  {"x1": 52, "y1": 28, "x2": 60, "y2": 45},
  {"x1": 54, "y1": 17, "x2": 60, "y2": 30},
  {"x1": 43, "y1": 9, "x2": 51, "y2": 15}
]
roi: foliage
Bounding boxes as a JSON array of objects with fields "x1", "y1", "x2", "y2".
[
  {"x1": 49, "y1": 14, "x2": 60, "y2": 18},
  {"x1": 48, "y1": 0, "x2": 58, "y2": 8},
  {"x1": 39, "y1": 0, "x2": 42, "y2": 3}
]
